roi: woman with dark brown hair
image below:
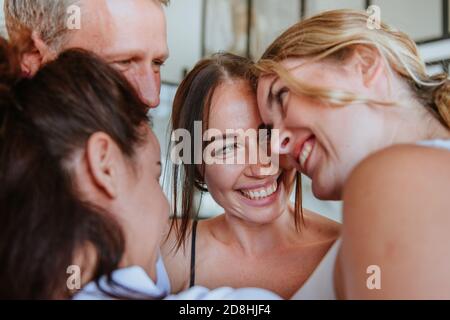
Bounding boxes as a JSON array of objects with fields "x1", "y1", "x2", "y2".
[
  {"x1": 163, "y1": 53, "x2": 340, "y2": 299},
  {"x1": 0, "y1": 39, "x2": 278, "y2": 300}
]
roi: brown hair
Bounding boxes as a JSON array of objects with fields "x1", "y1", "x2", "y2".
[
  {"x1": 0, "y1": 37, "x2": 150, "y2": 299},
  {"x1": 167, "y1": 52, "x2": 302, "y2": 251},
  {"x1": 256, "y1": 9, "x2": 450, "y2": 129}
]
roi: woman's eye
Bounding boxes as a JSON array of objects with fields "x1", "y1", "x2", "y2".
[
  {"x1": 216, "y1": 142, "x2": 238, "y2": 156},
  {"x1": 275, "y1": 88, "x2": 289, "y2": 106},
  {"x1": 276, "y1": 88, "x2": 288, "y2": 105}
]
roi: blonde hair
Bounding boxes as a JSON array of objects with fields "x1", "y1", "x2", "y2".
[
  {"x1": 256, "y1": 9, "x2": 450, "y2": 129},
  {"x1": 4, "y1": 0, "x2": 170, "y2": 54}
]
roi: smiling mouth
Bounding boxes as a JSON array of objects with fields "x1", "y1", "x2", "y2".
[
  {"x1": 238, "y1": 173, "x2": 283, "y2": 201},
  {"x1": 299, "y1": 136, "x2": 316, "y2": 171}
]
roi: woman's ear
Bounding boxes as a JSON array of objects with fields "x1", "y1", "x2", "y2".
[
  {"x1": 20, "y1": 31, "x2": 57, "y2": 77},
  {"x1": 347, "y1": 45, "x2": 385, "y2": 88},
  {"x1": 85, "y1": 132, "x2": 123, "y2": 199}
]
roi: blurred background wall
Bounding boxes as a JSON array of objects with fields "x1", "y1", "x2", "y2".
[{"x1": 2, "y1": 0, "x2": 450, "y2": 222}]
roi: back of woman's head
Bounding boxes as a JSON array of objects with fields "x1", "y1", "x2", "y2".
[
  {"x1": 257, "y1": 9, "x2": 450, "y2": 129},
  {"x1": 0, "y1": 37, "x2": 149, "y2": 299}
]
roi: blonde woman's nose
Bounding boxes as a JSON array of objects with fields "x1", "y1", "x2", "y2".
[{"x1": 271, "y1": 130, "x2": 293, "y2": 155}]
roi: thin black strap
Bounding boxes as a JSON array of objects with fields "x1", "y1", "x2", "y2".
[{"x1": 189, "y1": 220, "x2": 198, "y2": 288}]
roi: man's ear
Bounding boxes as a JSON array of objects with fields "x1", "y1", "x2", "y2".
[
  {"x1": 20, "y1": 31, "x2": 57, "y2": 77},
  {"x1": 85, "y1": 132, "x2": 123, "y2": 199},
  {"x1": 347, "y1": 45, "x2": 385, "y2": 88}
]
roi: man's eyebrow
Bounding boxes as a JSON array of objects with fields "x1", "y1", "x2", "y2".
[
  {"x1": 158, "y1": 51, "x2": 170, "y2": 61},
  {"x1": 103, "y1": 49, "x2": 147, "y2": 61}
]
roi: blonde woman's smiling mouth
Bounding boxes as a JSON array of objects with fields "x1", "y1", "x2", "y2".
[{"x1": 294, "y1": 135, "x2": 316, "y2": 175}]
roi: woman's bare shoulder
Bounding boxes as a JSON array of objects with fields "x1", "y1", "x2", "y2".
[
  {"x1": 340, "y1": 144, "x2": 450, "y2": 298},
  {"x1": 160, "y1": 216, "x2": 222, "y2": 292},
  {"x1": 343, "y1": 143, "x2": 450, "y2": 223},
  {"x1": 302, "y1": 208, "x2": 341, "y2": 242},
  {"x1": 160, "y1": 219, "x2": 192, "y2": 293}
]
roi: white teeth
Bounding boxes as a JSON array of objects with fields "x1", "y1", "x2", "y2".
[
  {"x1": 241, "y1": 181, "x2": 278, "y2": 200},
  {"x1": 300, "y1": 141, "x2": 313, "y2": 169}
]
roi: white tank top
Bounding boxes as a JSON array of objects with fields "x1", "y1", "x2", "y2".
[
  {"x1": 417, "y1": 139, "x2": 450, "y2": 150},
  {"x1": 291, "y1": 139, "x2": 450, "y2": 300}
]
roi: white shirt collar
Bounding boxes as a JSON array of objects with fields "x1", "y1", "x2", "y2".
[{"x1": 73, "y1": 255, "x2": 171, "y2": 300}]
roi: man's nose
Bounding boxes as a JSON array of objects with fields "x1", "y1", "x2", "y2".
[{"x1": 133, "y1": 66, "x2": 161, "y2": 109}]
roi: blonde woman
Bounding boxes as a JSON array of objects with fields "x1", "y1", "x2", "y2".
[{"x1": 256, "y1": 10, "x2": 450, "y2": 299}]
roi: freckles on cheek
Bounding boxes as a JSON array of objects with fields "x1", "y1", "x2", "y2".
[{"x1": 205, "y1": 165, "x2": 240, "y2": 198}]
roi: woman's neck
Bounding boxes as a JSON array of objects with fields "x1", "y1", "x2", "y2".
[
  {"x1": 390, "y1": 107, "x2": 450, "y2": 145},
  {"x1": 214, "y1": 207, "x2": 298, "y2": 257},
  {"x1": 120, "y1": 243, "x2": 160, "y2": 283}
]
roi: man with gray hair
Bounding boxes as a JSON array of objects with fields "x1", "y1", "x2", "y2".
[{"x1": 4, "y1": 0, "x2": 169, "y2": 109}]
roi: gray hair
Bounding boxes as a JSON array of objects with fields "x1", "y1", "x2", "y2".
[
  {"x1": 4, "y1": 0, "x2": 80, "y2": 52},
  {"x1": 4, "y1": 0, "x2": 169, "y2": 53}
]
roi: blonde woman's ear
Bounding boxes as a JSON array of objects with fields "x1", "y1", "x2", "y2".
[{"x1": 347, "y1": 45, "x2": 385, "y2": 88}]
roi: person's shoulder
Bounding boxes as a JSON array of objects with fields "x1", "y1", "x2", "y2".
[
  {"x1": 160, "y1": 219, "x2": 193, "y2": 293},
  {"x1": 160, "y1": 216, "x2": 222, "y2": 292},
  {"x1": 340, "y1": 143, "x2": 450, "y2": 298},
  {"x1": 343, "y1": 143, "x2": 450, "y2": 222},
  {"x1": 195, "y1": 214, "x2": 234, "y2": 257},
  {"x1": 351, "y1": 141, "x2": 450, "y2": 178},
  {"x1": 347, "y1": 143, "x2": 450, "y2": 185},
  {"x1": 302, "y1": 208, "x2": 341, "y2": 241}
]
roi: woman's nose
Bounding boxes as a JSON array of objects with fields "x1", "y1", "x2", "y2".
[
  {"x1": 242, "y1": 142, "x2": 277, "y2": 178},
  {"x1": 271, "y1": 129, "x2": 293, "y2": 155},
  {"x1": 247, "y1": 159, "x2": 278, "y2": 178}
]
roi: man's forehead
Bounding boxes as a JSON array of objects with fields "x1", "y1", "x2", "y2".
[
  {"x1": 69, "y1": 0, "x2": 167, "y2": 57},
  {"x1": 65, "y1": 0, "x2": 114, "y2": 51}
]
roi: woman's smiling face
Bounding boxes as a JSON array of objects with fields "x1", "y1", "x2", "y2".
[
  {"x1": 257, "y1": 58, "x2": 390, "y2": 200},
  {"x1": 203, "y1": 80, "x2": 294, "y2": 224}
]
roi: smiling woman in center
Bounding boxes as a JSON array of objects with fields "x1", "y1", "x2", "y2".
[{"x1": 162, "y1": 53, "x2": 340, "y2": 299}]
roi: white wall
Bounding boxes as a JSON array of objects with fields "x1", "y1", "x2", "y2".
[
  {"x1": 419, "y1": 38, "x2": 450, "y2": 63},
  {"x1": 0, "y1": 0, "x2": 5, "y2": 37},
  {"x1": 163, "y1": 0, "x2": 203, "y2": 84},
  {"x1": 305, "y1": 0, "x2": 366, "y2": 17},
  {"x1": 373, "y1": 0, "x2": 442, "y2": 41}
]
